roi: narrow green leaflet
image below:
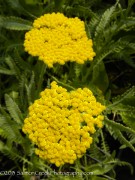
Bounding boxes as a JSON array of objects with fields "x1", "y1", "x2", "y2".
[
  {"x1": 5, "y1": 94, "x2": 23, "y2": 124},
  {"x1": 0, "y1": 16, "x2": 32, "y2": 30}
]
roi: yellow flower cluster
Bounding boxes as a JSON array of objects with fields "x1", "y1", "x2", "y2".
[
  {"x1": 22, "y1": 81, "x2": 105, "y2": 167},
  {"x1": 24, "y1": 13, "x2": 96, "y2": 67}
]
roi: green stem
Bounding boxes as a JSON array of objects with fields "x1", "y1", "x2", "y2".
[
  {"x1": 52, "y1": 76, "x2": 75, "y2": 90},
  {"x1": 83, "y1": 62, "x2": 94, "y2": 82},
  {"x1": 36, "y1": 63, "x2": 47, "y2": 96}
]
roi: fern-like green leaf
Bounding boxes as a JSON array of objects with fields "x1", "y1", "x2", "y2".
[
  {"x1": 88, "y1": 143, "x2": 103, "y2": 162},
  {"x1": 93, "y1": 39, "x2": 134, "y2": 69},
  {"x1": 88, "y1": 16, "x2": 99, "y2": 38},
  {"x1": 105, "y1": 118, "x2": 135, "y2": 135},
  {"x1": 109, "y1": 86, "x2": 135, "y2": 108},
  {"x1": 84, "y1": 162, "x2": 114, "y2": 176},
  {"x1": 120, "y1": 17, "x2": 135, "y2": 30},
  {"x1": 120, "y1": 135, "x2": 135, "y2": 149},
  {"x1": 0, "y1": 67, "x2": 15, "y2": 75},
  {"x1": 0, "y1": 114, "x2": 22, "y2": 143},
  {"x1": 0, "y1": 16, "x2": 32, "y2": 30},
  {"x1": 5, "y1": 94, "x2": 23, "y2": 124},
  {"x1": 12, "y1": 49, "x2": 31, "y2": 71},
  {"x1": 105, "y1": 159, "x2": 133, "y2": 175},
  {"x1": 105, "y1": 118, "x2": 135, "y2": 152},
  {"x1": 115, "y1": 130, "x2": 135, "y2": 152},
  {"x1": 100, "y1": 130, "x2": 110, "y2": 155},
  {"x1": 4, "y1": 56, "x2": 22, "y2": 79},
  {"x1": 7, "y1": 0, "x2": 37, "y2": 18},
  {"x1": 94, "y1": 4, "x2": 117, "y2": 38},
  {"x1": 0, "y1": 141, "x2": 32, "y2": 165},
  {"x1": 121, "y1": 112, "x2": 135, "y2": 131}
]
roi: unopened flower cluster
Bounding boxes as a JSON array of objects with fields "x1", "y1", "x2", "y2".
[
  {"x1": 24, "y1": 13, "x2": 96, "y2": 67},
  {"x1": 22, "y1": 81, "x2": 105, "y2": 167}
]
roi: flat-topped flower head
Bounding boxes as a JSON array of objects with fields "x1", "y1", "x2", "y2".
[
  {"x1": 24, "y1": 13, "x2": 96, "y2": 67},
  {"x1": 22, "y1": 81, "x2": 105, "y2": 166}
]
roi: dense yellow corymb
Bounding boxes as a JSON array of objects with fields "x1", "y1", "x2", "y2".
[
  {"x1": 24, "y1": 13, "x2": 96, "y2": 67},
  {"x1": 22, "y1": 81, "x2": 105, "y2": 167}
]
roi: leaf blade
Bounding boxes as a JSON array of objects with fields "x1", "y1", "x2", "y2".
[{"x1": 0, "y1": 16, "x2": 32, "y2": 30}]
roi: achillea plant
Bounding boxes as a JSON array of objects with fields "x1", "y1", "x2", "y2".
[
  {"x1": 24, "y1": 12, "x2": 96, "y2": 67},
  {"x1": 22, "y1": 81, "x2": 105, "y2": 167}
]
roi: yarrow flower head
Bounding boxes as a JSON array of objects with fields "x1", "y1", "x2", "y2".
[
  {"x1": 24, "y1": 12, "x2": 96, "y2": 67},
  {"x1": 22, "y1": 81, "x2": 106, "y2": 167}
]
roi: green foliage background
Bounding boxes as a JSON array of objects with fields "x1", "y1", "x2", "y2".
[{"x1": 0, "y1": 0, "x2": 135, "y2": 180}]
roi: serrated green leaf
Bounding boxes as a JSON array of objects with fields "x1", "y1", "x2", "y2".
[
  {"x1": 8, "y1": 0, "x2": 37, "y2": 18},
  {"x1": 95, "y1": 4, "x2": 117, "y2": 37},
  {"x1": 116, "y1": 130, "x2": 135, "y2": 152},
  {"x1": 105, "y1": 118, "x2": 135, "y2": 135},
  {"x1": 121, "y1": 112, "x2": 135, "y2": 130},
  {"x1": 109, "y1": 86, "x2": 135, "y2": 108},
  {"x1": 5, "y1": 94, "x2": 23, "y2": 124},
  {"x1": 0, "y1": 141, "x2": 32, "y2": 164},
  {"x1": 120, "y1": 17, "x2": 135, "y2": 30},
  {"x1": 88, "y1": 16, "x2": 99, "y2": 38},
  {"x1": 0, "y1": 114, "x2": 21, "y2": 142},
  {"x1": 12, "y1": 49, "x2": 31, "y2": 71},
  {"x1": 0, "y1": 68, "x2": 15, "y2": 75},
  {"x1": 0, "y1": 16, "x2": 32, "y2": 30},
  {"x1": 105, "y1": 118, "x2": 135, "y2": 151},
  {"x1": 86, "y1": 163, "x2": 113, "y2": 176},
  {"x1": 0, "y1": 120, "x2": 16, "y2": 141}
]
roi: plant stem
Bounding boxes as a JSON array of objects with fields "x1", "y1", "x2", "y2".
[{"x1": 36, "y1": 63, "x2": 47, "y2": 96}]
